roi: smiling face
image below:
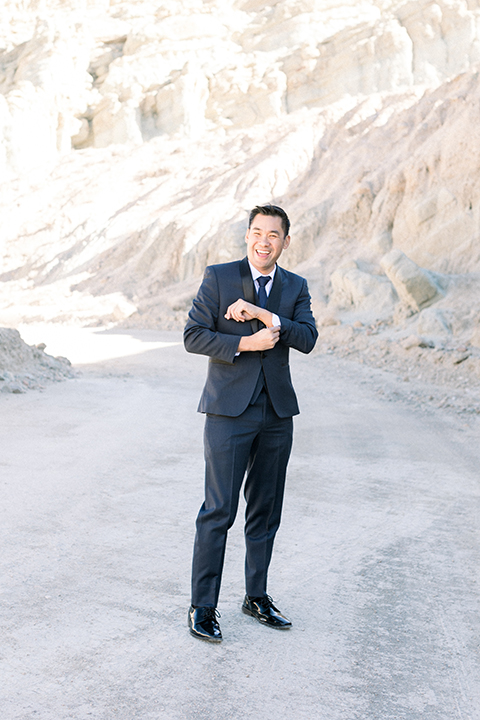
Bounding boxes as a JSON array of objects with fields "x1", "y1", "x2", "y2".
[{"x1": 245, "y1": 213, "x2": 290, "y2": 274}]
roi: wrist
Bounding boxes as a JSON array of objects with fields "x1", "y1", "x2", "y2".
[
  {"x1": 237, "y1": 335, "x2": 252, "y2": 352},
  {"x1": 258, "y1": 309, "x2": 274, "y2": 327}
]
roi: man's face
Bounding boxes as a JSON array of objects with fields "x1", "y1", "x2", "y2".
[{"x1": 245, "y1": 214, "x2": 290, "y2": 274}]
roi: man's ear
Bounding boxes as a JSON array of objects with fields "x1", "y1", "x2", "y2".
[{"x1": 283, "y1": 235, "x2": 291, "y2": 249}]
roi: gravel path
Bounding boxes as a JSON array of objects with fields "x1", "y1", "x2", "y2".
[{"x1": 1, "y1": 329, "x2": 480, "y2": 720}]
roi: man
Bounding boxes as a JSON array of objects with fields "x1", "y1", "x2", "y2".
[{"x1": 184, "y1": 204, "x2": 317, "y2": 643}]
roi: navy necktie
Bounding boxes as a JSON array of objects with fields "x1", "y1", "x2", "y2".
[{"x1": 257, "y1": 275, "x2": 271, "y2": 309}]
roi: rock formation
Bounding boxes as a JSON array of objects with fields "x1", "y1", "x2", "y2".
[
  {"x1": 0, "y1": 0, "x2": 479, "y2": 390},
  {"x1": 0, "y1": 328, "x2": 75, "y2": 392}
]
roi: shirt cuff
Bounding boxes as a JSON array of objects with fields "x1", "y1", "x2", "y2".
[{"x1": 235, "y1": 314, "x2": 281, "y2": 357}]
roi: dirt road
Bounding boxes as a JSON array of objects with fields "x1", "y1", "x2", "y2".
[{"x1": 2, "y1": 329, "x2": 480, "y2": 719}]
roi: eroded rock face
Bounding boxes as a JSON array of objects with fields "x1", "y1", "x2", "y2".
[
  {"x1": 2, "y1": 0, "x2": 480, "y2": 178},
  {"x1": 0, "y1": 0, "x2": 479, "y2": 349}
]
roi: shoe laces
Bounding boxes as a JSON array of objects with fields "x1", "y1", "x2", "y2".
[
  {"x1": 203, "y1": 607, "x2": 221, "y2": 620},
  {"x1": 252, "y1": 594, "x2": 274, "y2": 608}
]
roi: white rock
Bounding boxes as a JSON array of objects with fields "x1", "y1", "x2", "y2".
[
  {"x1": 416, "y1": 307, "x2": 452, "y2": 338},
  {"x1": 329, "y1": 264, "x2": 398, "y2": 319},
  {"x1": 0, "y1": 326, "x2": 74, "y2": 391},
  {"x1": 470, "y1": 327, "x2": 480, "y2": 349},
  {"x1": 380, "y1": 249, "x2": 441, "y2": 311},
  {"x1": 92, "y1": 93, "x2": 143, "y2": 147},
  {"x1": 153, "y1": 62, "x2": 209, "y2": 138},
  {"x1": 401, "y1": 334, "x2": 435, "y2": 350},
  {"x1": 0, "y1": 15, "x2": 92, "y2": 179}
]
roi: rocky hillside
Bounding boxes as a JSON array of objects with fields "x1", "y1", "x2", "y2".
[{"x1": 0, "y1": 0, "x2": 479, "y2": 394}]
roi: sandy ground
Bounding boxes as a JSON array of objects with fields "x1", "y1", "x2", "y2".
[{"x1": 1, "y1": 327, "x2": 480, "y2": 720}]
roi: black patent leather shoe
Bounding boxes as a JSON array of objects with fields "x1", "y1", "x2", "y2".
[
  {"x1": 241, "y1": 595, "x2": 292, "y2": 629},
  {"x1": 188, "y1": 605, "x2": 222, "y2": 643}
]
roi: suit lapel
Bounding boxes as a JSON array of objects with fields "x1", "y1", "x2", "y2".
[
  {"x1": 239, "y1": 257, "x2": 258, "y2": 333},
  {"x1": 240, "y1": 257, "x2": 255, "y2": 303}
]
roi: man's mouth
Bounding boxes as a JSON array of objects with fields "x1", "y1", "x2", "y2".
[{"x1": 256, "y1": 249, "x2": 270, "y2": 258}]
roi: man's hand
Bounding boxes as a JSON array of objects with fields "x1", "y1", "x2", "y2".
[
  {"x1": 237, "y1": 326, "x2": 280, "y2": 352},
  {"x1": 224, "y1": 298, "x2": 258, "y2": 322},
  {"x1": 225, "y1": 298, "x2": 273, "y2": 327}
]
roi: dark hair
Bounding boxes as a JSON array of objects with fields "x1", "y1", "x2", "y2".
[{"x1": 248, "y1": 204, "x2": 290, "y2": 237}]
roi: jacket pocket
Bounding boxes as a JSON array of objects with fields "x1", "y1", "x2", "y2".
[{"x1": 209, "y1": 358, "x2": 235, "y2": 366}]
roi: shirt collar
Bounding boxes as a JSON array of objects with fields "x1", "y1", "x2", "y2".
[{"x1": 248, "y1": 259, "x2": 276, "y2": 283}]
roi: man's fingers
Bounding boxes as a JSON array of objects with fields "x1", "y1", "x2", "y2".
[
  {"x1": 225, "y1": 308, "x2": 246, "y2": 322},
  {"x1": 225, "y1": 302, "x2": 241, "y2": 321},
  {"x1": 225, "y1": 299, "x2": 245, "y2": 321},
  {"x1": 225, "y1": 298, "x2": 259, "y2": 323},
  {"x1": 252, "y1": 326, "x2": 281, "y2": 350}
]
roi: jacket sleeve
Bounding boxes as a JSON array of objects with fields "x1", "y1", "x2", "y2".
[
  {"x1": 277, "y1": 278, "x2": 318, "y2": 354},
  {"x1": 183, "y1": 266, "x2": 241, "y2": 363}
]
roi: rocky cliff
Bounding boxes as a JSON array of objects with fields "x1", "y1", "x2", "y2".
[{"x1": 1, "y1": 0, "x2": 479, "y2": 390}]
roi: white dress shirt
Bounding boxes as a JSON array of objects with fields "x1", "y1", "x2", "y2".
[
  {"x1": 234, "y1": 262, "x2": 282, "y2": 356},
  {"x1": 248, "y1": 260, "x2": 281, "y2": 327}
]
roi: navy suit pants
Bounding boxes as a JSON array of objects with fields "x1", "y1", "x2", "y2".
[{"x1": 191, "y1": 390, "x2": 293, "y2": 607}]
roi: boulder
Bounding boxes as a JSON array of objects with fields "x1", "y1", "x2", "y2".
[
  {"x1": 380, "y1": 249, "x2": 441, "y2": 311},
  {"x1": 416, "y1": 307, "x2": 452, "y2": 339},
  {"x1": 329, "y1": 262, "x2": 398, "y2": 319}
]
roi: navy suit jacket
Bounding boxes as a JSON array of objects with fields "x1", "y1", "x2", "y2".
[{"x1": 184, "y1": 257, "x2": 318, "y2": 418}]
